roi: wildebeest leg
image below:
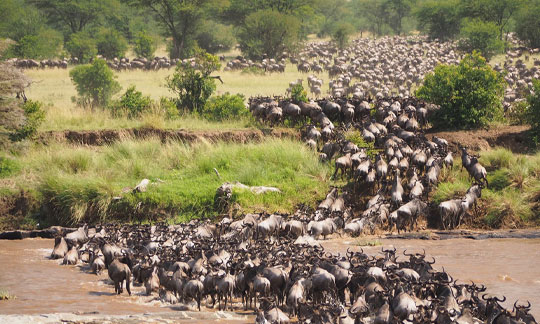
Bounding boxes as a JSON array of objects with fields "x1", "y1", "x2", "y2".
[{"x1": 126, "y1": 277, "x2": 131, "y2": 295}]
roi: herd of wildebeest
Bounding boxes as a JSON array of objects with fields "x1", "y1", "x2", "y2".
[{"x1": 30, "y1": 35, "x2": 539, "y2": 322}]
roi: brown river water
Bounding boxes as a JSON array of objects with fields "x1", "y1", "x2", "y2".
[{"x1": 0, "y1": 237, "x2": 538, "y2": 321}]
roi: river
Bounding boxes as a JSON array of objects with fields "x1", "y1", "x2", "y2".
[{"x1": 0, "y1": 237, "x2": 538, "y2": 321}]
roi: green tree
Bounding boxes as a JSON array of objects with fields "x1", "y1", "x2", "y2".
[
  {"x1": 166, "y1": 49, "x2": 221, "y2": 113},
  {"x1": 515, "y1": 2, "x2": 540, "y2": 49},
  {"x1": 96, "y1": 28, "x2": 128, "y2": 59},
  {"x1": 133, "y1": 31, "x2": 156, "y2": 59},
  {"x1": 29, "y1": 0, "x2": 116, "y2": 34},
  {"x1": 332, "y1": 22, "x2": 355, "y2": 49},
  {"x1": 9, "y1": 29, "x2": 63, "y2": 59},
  {"x1": 195, "y1": 22, "x2": 236, "y2": 54},
  {"x1": 459, "y1": 19, "x2": 504, "y2": 60},
  {"x1": 525, "y1": 79, "x2": 540, "y2": 145},
  {"x1": 386, "y1": 0, "x2": 414, "y2": 35},
  {"x1": 415, "y1": 0, "x2": 461, "y2": 40},
  {"x1": 70, "y1": 59, "x2": 121, "y2": 109},
  {"x1": 416, "y1": 52, "x2": 505, "y2": 129},
  {"x1": 65, "y1": 32, "x2": 98, "y2": 63},
  {"x1": 237, "y1": 9, "x2": 301, "y2": 59},
  {"x1": 128, "y1": 0, "x2": 208, "y2": 59},
  {"x1": 460, "y1": 0, "x2": 522, "y2": 39},
  {"x1": 201, "y1": 93, "x2": 247, "y2": 121}
]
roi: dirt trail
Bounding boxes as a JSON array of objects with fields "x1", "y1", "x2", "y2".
[{"x1": 38, "y1": 127, "x2": 299, "y2": 146}]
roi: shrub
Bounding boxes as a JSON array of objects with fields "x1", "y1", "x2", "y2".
[
  {"x1": 515, "y1": 2, "x2": 540, "y2": 49},
  {"x1": 201, "y1": 93, "x2": 247, "y2": 121},
  {"x1": 166, "y1": 49, "x2": 220, "y2": 114},
  {"x1": 133, "y1": 31, "x2": 156, "y2": 59},
  {"x1": 66, "y1": 32, "x2": 97, "y2": 64},
  {"x1": 416, "y1": 52, "x2": 505, "y2": 129},
  {"x1": 195, "y1": 22, "x2": 236, "y2": 54},
  {"x1": 109, "y1": 86, "x2": 153, "y2": 118},
  {"x1": 525, "y1": 79, "x2": 540, "y2": 146},
  {"x1": 10, "y1": 100, "x2": 45, "y2": 141},
  {"x1": 291, "y1": 84, "x2": 308, "y2": 104},
  {"x1": 9, "y1": 28, "x2": 62, "y2": 59},
  {"x1": 458, "y1": 19, "x2": 504, "y2": 60},
  {"x1": 332, "y1": 22, "x2": 355, "y2": 50},
  {"x1": 96, "y1": 28, "x2": 128, "y2": 59},
  {"x1": 159, "y1": 97, "x2": 180, "y2": 120},
  {"x1": 237, "y1": 10, "x2": 301, "y2": 59},
  {"x1": 70, "y1": 59, "x2": 121, "y2": 109}
]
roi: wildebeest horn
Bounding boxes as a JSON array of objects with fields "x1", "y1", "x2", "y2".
[
  {"x1": 403, "y1": 249, "x2": 413, "y2": 257},
  {"x1": 494, "y1": 296, "x2": 506, "y2": 303},
  {"x1": 426, "y1": 256, "x2": 436, "y2": 264}
]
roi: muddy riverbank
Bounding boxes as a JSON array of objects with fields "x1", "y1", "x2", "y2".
[{"x1": 0, "y1": 236, "x2": 538, "y2": 322}]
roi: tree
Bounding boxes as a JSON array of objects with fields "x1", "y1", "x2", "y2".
[
  {"x1": 386, "y1": 0, "x2": 414, "y2": 35},
  {"x1": 29, "y1": 0, "x2": 116, "y2": 34},
  {"x1": 8, "y1": 29, "x2": 63, "y2": 59},
  {"x1": 515, "y1": 2, "x2": 540, "y2": 49},
  {"x1": 416, "y1": 52, "x2": 505, "y2": 129},
  {"x1": 133, "y1": 31, "x2": 156, "y2": 59},
  {"x1": 128, "y1": 0, "x2": 208, "y2": 59},
  {"x1": 332, "y1": 22, "x2": 355, "y2": 49},
  {"x1": 460, "y1": 0, "x2": 522, "y2": 39},
  {"x1": 96, "y1": 27, "x2": 128, "y2": 59},
  {"x1": 166, "y1": 49, "x2": 221, "y2": 113},
  {"x1": 195, "y1": 22, "x2": 236, "y2": 54},
  {"x1": 65, "y1": 32, "x2": 98, "y2": 63},
  {"x1": 415, "y1": 0, "x2": 461, "y2": 41},
  {"x1": 70, "y1": 59, "x2": 121, "y2": 109},
  {"x1": 236, "y1": 9, "x2": 301, "y2": 59},
  {"x1": 459, "y1": 19, "x2": 504, "y2": 60},
  {"x1": 525, "y1": 79, "x2": 540, "y2": 145}
]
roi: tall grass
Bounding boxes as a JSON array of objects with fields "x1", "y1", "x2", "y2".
[
  {"x1": 2, "y1": 138, "x2": 329, "y2": 225},
  {"x1": 24, "y1": 62, "x2": 327, "y2": 132},
  {"x1": 434, "y1": 148, "x2": 540, "y2": 227}
]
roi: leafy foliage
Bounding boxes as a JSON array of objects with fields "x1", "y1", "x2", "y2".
[
  {"x1": 416, "y1": 52, "x2": 505, "y2": 129},
  {"x1": 525, "y1": 79, "x2": 540, "y2": 146},
  {"x1": 96, "y1": 27, "x2": 128, "y2": 59},
  {"x1": 70, "y1": 59, "x2": 121, "y2": 109},
  {"x1": 291, "y1": 84, "x2": 308, "y2": 104},
  {"x1": 10, "y1": 100, "x2": 45, "y2": 142},
  {"x1": 133, "y1": 31, "x2": 156, "y2": 59},
  {"x1": 458, "y1": 19, "x2": 504, "y2": 60},
  {"x1": 201, "y1": 93, "x2": 248, "y2": 121},
  {"x1": 415, "y1": 0, "x2": 462, "y2": 40},
  {"x1": 66, "y1": 32, "x2": 97, "y2": 63},
  {"x1": 332, "y1": 22, "x2": 355, "y2": 49},
  {"x1": 166, "y1": 50, "x2": 221, "y2": 113},
  {"x1": 237, "y1": 9, "x2": 301, "y2": 59},
  {"x1": 109, "y1": 86, "x2": 153, "y2": 118},
  {"x1": 515, "y1": 1, "x2": 540, "y2": 49},
  {"x1": 195, "y1": 21, "x2": 235, "y2": 54}
]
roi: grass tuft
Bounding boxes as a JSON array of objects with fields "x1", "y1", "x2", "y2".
[{"x1": 0, "y1": 289, "x2": 15, "y2": 300}]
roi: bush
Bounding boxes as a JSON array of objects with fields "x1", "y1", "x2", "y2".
[
  {"x1": 416, "y1": 52, "x2": 505, "y2": 129},
  {"x1": 10, "y1": 100, "x2": 45, "y2": 142},
  {"x1": 525, "y1": 79, "x2": 540, "y2": 146},
  {"x1": 237, "y1": 10, "x2": 301, "y2": 59},
  {"x1": 166, "y1": 49, "x2": 221, "y2": 114},
  {"x1": 159, "y1": 97, "x2": 180, "y2": 120},
  {"x1": 133, "y1": 31, "x2": 156, "y2": 59},
  {"x1": 66, "y1": 32, "x2": 97, "y2": 64},
  {"x1": 109, "y1": 86, "x2": 153, "y2": 118},
  {"x1": 458, "y1": 19, "x2": 504, "y2": 60},
  {"x1": 195, "y1": 22, "x2": 236, "y2": 54},
  {"x1": 96, "y1": 28, "x2": 128, "y2": 59},
  {"x1": 515, "y1": 3, "x2": 540, "y2": 49},
  {"x1": 201, "y1": 93, "x2": 247, "y2": 121},
  {"x1": 9, "y1": 28, "x2": 62, "y2": 59},
  {"x1": 291, "y1": 84, "x2": 308, "y2": 104},
  {"x1": 332, "y1": 22, "x2": 355, "y2": 50},
  {"x1": 70, "y1": 59, "x2": 121, "y2": 109}
]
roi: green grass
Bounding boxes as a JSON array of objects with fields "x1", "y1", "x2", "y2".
[
  {"x1": 1, "y1": 138, "x2": 330, "y2": 226},
  {"x1": 433, "y1": 148, "x2": 540, "y2": 228},
  {"x1": 355, "y1": 239, "x2": 382, "y2": 246}
]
